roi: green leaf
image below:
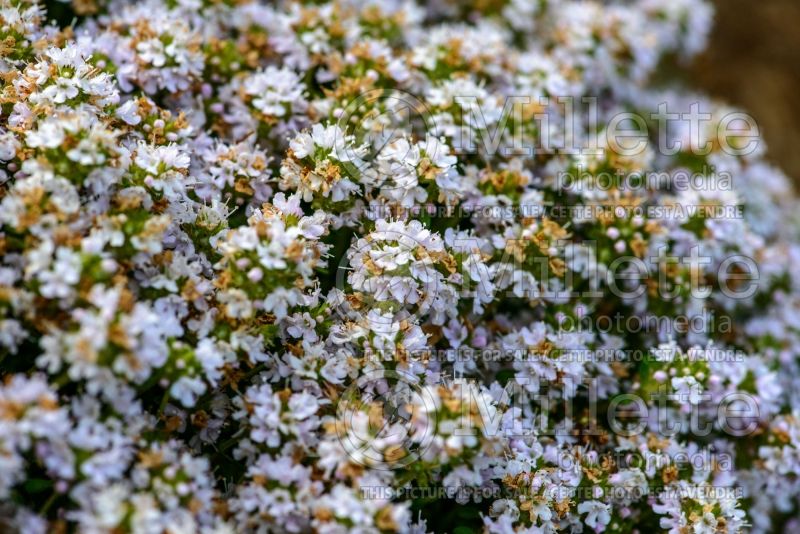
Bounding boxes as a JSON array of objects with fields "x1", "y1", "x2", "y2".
[{"x1": 23, "y1": 478, "x2": 52, "y2": 494}]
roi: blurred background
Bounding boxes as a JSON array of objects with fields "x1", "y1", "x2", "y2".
[
  {"x1": 689, "y1": 0, "x2": 800, "y2": 185},
  {"x1": 42, "y1": 0, "x2": 800, "y2": 183}
]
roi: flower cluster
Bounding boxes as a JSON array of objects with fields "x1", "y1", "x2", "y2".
[{"x1": 1, "y1": 0, "x2": 798, "y2": 533}]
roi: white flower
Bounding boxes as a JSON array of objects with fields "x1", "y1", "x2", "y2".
[
  {"x1": 26, "y1": 120, "x2": 64, "y2": 149},
  {"x1": 116, "y1": 100, "x2": 141, "y2": 125},
  {"x1": 137, "y1": 39, "x2": 167, "y2": 67},
  {"x1": 577, "y1": 500, "x2": 611, "y2": 530},
  {"x1": 171, "y1": 376, "x2": 206, "y2": 407},
  {"x1": 671, "y1": 376, "x2": 704, "y2": 405},
  {"x1": 290, "y1": 132, "x2": 315, "y2": 159}
]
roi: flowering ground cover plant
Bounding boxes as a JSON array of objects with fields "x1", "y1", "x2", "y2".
[{"x1": 2, "y1": 0, "x2": 800, "y2": 532}]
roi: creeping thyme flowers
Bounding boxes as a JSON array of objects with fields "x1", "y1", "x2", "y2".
[{"x1": 0, "y1": 0, "x2": 798, "y2": 533}]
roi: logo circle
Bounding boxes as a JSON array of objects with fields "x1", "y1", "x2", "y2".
[
  {"x1": 333, "y1": 225, "x2": 450, "y2": 329},
  {"x1": 335, "y1": 369, "x2": 437, "y2": 470},
  {"x1": 335, "y1": 88, "x2": 439, "y2": 191}
]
